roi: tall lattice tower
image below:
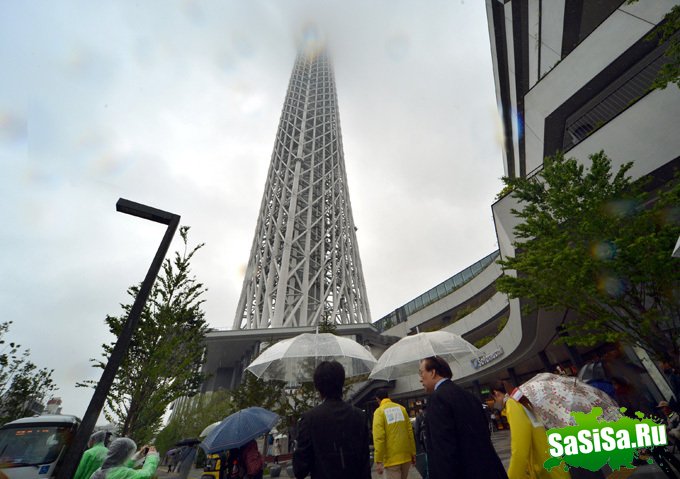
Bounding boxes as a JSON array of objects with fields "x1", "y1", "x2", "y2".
[{"x1": 233, "y1": 46, "x2": 371, "y2": 330}]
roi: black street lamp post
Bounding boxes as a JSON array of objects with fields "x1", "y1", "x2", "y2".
[{"x1": 56, "y1": 199, "x2": 180, "y2": 479}]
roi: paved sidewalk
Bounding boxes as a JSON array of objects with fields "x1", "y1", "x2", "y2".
[{"x1": 155, "y1": 430, "x2": 676, "y2": 479}]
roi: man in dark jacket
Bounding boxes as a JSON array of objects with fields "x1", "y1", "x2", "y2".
[
  {"x1": 419, "y1": 356, "x2": 507, "y2": 479},
  {"x1": 293, "y1": 360, "x2": 371, "y2": 479}
]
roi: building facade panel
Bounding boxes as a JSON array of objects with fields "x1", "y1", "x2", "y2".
[
  {"x1": 443, "y1": 291, "x2": 509, "y2": 338},
  {"x1": 567, "y1": 87, "x2": 680, "y2": 180},
  {"x1": 539, "y1": 0, "x2": 565, "y2": 78},
  {"x1": 525, "y1": 2, "x2": 674, "y2": 172}
]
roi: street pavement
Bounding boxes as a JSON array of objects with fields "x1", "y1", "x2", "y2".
[{"x1": 155, "y1": 430, "x2": 675, "y2": 478}]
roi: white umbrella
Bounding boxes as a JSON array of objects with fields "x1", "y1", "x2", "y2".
[
  {"x1": 199, "y1": 421, "x2": 221, "y2": 438},
  {"x1": 369, "y1": 331, "x2": 481, "y2": 380},
  {"x1": 246, "y1": 332, "x2": 377, "y2": 383}
]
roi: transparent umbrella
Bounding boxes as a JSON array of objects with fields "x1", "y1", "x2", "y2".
[
  {"x1": 199, "y1": 421, "x2": 221, "y2": 438},
  {"x1": 369, "y1": 331, "x2": 481, "y2": 380},
  {"x1": 520, "y1": 372, "x2": 622, "y2": 429},
  {"x1": 246, "y1": 332, "x2": 377, "y2": 383}
]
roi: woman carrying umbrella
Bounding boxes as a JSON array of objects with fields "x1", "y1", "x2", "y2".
[
  {"x1": 491, "y1": 381, "x2": 570, "y2": 479},
  {"x1": 200, "y1": 407, "x2": 277, "y2": 478},
  {"x1": 238, "y1": 440, "x2": 264, "y2": 479}
]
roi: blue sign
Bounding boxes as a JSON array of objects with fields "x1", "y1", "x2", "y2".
[{"x1": 39, "y1": 465, "x2": 50, "y2": 475}]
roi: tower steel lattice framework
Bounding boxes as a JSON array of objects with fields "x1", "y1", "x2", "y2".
[{"x1": 233, "y1": 48, "x2": 371, "y2": 330}]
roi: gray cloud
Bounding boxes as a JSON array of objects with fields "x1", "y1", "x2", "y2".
[{"x1": 0, "y1": 0, "x2": 503, "y2": 421}]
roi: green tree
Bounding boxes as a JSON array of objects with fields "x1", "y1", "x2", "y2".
[
  {"x1": 232, "y1": 371, "x2": 286, "y2": 413},
  {"x1": 0, "y1": 321, "x2": 57, "y2": 424},
  {"x1": 155, "y1": 390, "x2": 234, "y2": 455},
  {"x1": 627, "y1": 0, "x2": 680, "y2": 90},
  {"x1": 317, "y1": 317, "x2": 337, "y2": 334},
  {"x1": 650, "y1": 5, "x2": 680, "y2": 90},
  {"x1": 496, "y1": 151, "x2": 680, "y2": 366},
  {"x1": 79, "y1": 226, "x2": 208, "y2": 444}
]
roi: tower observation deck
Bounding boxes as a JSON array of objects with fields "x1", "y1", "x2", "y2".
[{"x1": 233, "y1": 47, "x2": 371, "y2": 330}]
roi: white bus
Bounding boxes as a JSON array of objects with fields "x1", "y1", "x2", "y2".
[{"x1": 0, "y1": 415, "x2": 80, "y2": 479}]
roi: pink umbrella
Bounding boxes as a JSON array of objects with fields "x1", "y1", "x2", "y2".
[{"x1": 520, "y1": 372, "x2": 622, "y2": 429}]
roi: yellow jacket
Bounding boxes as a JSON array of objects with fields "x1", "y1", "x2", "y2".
[
  {"x1": 505, "y1": 399, "x2": 570, "y2": 479},
  {"x1": 372, "y1": 398, "x2": 416, "y2": 467}
]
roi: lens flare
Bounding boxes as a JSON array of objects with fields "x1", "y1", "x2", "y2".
[
  {"x1": 89, "y1": 152, "x2": 134, "y2": 178},
  {"x1": 23, "y1": 165, "x2": 56, "y2": 188},
  {"x1": 515, "y1": 109, "x2": 524, "y2": 139},
  {"x1": 0, "y1": 111, "x2": 27, "y2": 144},
  {"x1": 299, "y1": 23, "x2": 325, "y2": 59},
  {"x1": 656, "y1": 206, "x2": 680, "y2": 226},
  {"x1": 598, "y1": 274, "x2": 625, "y2": 297},
  {"x1": 591, "y1": 241, "x2": 617, "y2": 261},
  {"x1": 603, "y1": 199, "x2": 637, "y2": 218},
  {"x1": 492, "y1": 104, "x2": 505, "y2": 148}
]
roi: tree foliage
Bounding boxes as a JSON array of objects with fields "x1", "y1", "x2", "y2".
[
  {"x1": 496, "y1": 151, "x2": 680, "y2": 365},
  {"x1": 0, "y1": 321, "x2": 57, "y2": 424},
  {"x1": 79, "y1": 226, "x2": 208, "y2": 444},
  {"x1": 650, "y1": 5, "x2": 680, "y2": 90},
  {"x1": 155, "y1": 390, "x2": 234, "y2": 455},
  {"x1": 627, "y1": 0, "x2": 680, "y2": 90},
  {"x1": 232, "y1": 370, "x2": 286, "y2": 413},
  {"x1": 316, "y1": 317, "x2": 337, "y2": 335}
]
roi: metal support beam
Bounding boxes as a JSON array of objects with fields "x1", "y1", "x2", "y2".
[{"x1": 233, "y1": 48, "x2": 370, "y2": 330}]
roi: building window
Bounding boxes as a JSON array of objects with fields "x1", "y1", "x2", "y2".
[{"x1": 562, "y1": 40, "x2": 672, "y2": 151}]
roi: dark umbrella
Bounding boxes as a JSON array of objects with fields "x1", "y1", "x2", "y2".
[
  {"x1": 175, "y1": 438, "x2": 201, "y2": 446},
  {"x1": 200, "y1": 407, "x2": 279, "y2": 454},
  {"x1": 577, "y1": 361, "x2": 608, "y2": 382}
]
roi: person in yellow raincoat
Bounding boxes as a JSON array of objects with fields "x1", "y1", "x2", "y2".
[
  {"x1": 372, "y1": 388, "x2": 416, "y2": 479},
  {"x1": 492, "y1": 381, "x2": 570, "y2": 479}
]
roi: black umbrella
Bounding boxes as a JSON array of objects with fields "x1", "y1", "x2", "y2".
[
  {"x1": 175, "y1": 438, "x2": 200, "y2": 447},
  {"x1": 577, "y1": 362, "x2": 608, "y2": 382}
]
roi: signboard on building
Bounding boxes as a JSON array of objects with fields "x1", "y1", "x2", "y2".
[{"x1": 471, "y1": 347, "x2": 504, "y2": 369}]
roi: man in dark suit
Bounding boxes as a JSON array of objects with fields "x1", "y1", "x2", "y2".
[
  {"x1": 419, "y1": 356, "x2": 507, "y2": 479},
  {"x1": 293, "y1": 360, "x2": 371, "y2": 479}
]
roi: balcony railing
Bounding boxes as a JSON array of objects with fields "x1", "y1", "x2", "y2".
[{"x1": 373, "y1": 250, "x2": 500, "y2": 332}]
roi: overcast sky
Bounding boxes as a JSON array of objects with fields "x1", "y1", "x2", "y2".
[{"x1": 0, "y1": 0, "x2": 504, "y2": 422}]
